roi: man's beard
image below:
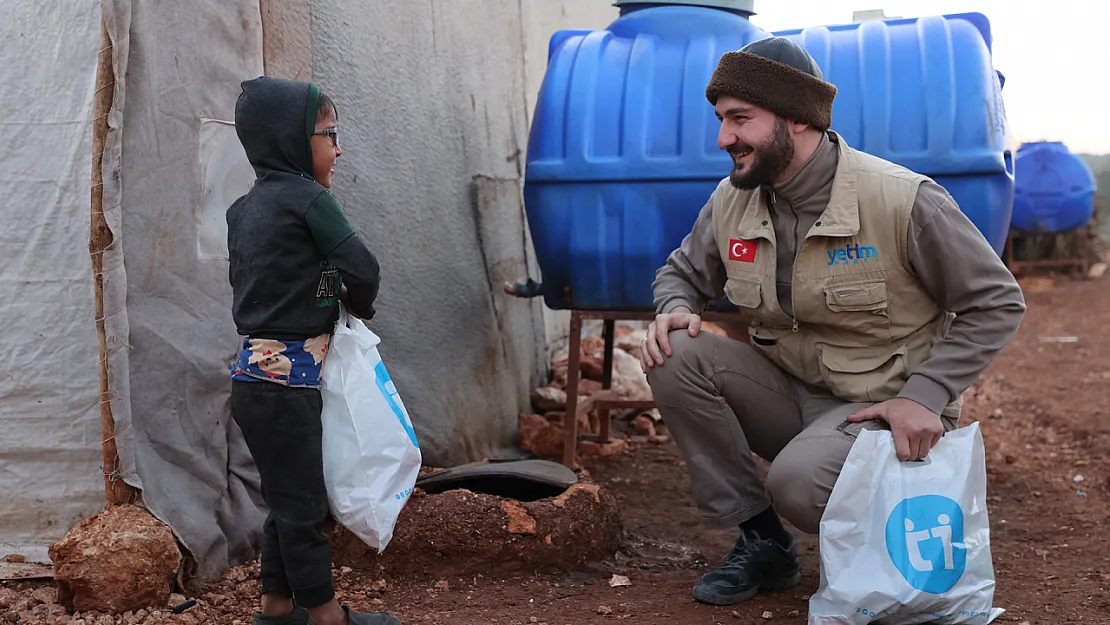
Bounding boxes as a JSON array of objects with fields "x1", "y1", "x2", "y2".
[{"x1": 728, "y1": 117, "x2": 795, "y2": 190}]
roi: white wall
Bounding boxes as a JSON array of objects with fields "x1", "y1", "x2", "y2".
[
  {"x1": 311, "y1": 0, "x2": 552, "y2": 464},
  {"x1": 296, "y1": 1, "x2": 621, "y2": 463}
]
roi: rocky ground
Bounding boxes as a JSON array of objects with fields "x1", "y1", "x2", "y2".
[{"x1": 3, "y1": 275, "x2": 1109, "y2": 624}]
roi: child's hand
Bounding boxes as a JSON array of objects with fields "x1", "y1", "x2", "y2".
[{"x1": 340, "y1": 285, "x2": 361, "y2": 319}]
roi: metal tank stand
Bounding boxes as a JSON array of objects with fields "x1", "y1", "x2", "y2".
[
  {"x1": 1003, "y1": 226, "x2": 1092, "y2": 278},
  {"x1": 561, "y1": 309, "x2": 744, "y2": 468}
]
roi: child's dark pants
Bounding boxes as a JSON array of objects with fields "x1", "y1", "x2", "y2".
[{"x1": 231, "y1": 380, "x2": 335, "y2": 608}]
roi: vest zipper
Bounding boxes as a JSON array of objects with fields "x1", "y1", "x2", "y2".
[{"x1": 770, "y1": 189, "x2": 801, "y2": 333}]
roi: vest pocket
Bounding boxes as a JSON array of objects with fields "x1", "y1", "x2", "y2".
[
  {"x1": 748, "y1": 324, "x2": 778, "y2": 347},
  {"x1": 822, "y1": 280, "x2": 891, "y2": 336},
  {"x1": 723, "y1": 275, "x2": 762, "y2": 311},
  {"x1": 817, "y1": 343, "x2": 907, "y2": 403}
]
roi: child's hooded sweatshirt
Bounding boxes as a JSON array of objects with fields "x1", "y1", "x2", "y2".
[{"x1": 227, "y1": 76, "x2": 379, "y2": 386}]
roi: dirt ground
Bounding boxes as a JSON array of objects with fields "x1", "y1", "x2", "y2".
[{"x1": 3, "y1": 276, "x2": 1110, "y2": 624}]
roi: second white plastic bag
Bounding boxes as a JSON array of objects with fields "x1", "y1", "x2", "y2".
[
  {"x1": 808, "y1": 422, "x2": 1004, "y2": 624},
  {"x1": 320, "y1": 307, "x2": 421, "y2": 552}
]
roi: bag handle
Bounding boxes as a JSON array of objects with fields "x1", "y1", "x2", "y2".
[{"x1": 335, "y1": 303, "x2": 382, "y2": 349}]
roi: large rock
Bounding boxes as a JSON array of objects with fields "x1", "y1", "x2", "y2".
[
  {"x1": 530, "y1": 386, "x2": 567, "y2": 412},
  {"x1": 49, "y1": 504, "x2": 182, "y2": 614},
  {"x1": 610, "y1": 349, "x2": 652, "y2": 401},
  {"x1": 518, "y1": 413, "x2": 566, "y2": 458}
]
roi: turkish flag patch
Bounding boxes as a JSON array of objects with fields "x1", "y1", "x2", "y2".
[{"x1": 728, "y1": 238, "x2": 758, "y2": 263}]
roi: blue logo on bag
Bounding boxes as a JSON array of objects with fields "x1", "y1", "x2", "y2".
[
  {"x1": 885, "y1": 495, "x2": 967, "y2": 594},
  {"x1": 374, "y1": 360, "x2": 420, "y2": 448}
]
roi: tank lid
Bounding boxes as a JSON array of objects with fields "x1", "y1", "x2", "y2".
[{"x1": 613, "y1": 0, "x2": 756, "y2": 15}]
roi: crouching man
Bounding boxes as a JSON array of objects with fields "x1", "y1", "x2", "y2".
[{"x1": 640, "y1": 37, "x2": 1025, "y2": 606}]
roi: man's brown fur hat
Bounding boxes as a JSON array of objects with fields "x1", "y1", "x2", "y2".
[{"x1": 705, "y1": 37, "x2": 837, "y2": 131}]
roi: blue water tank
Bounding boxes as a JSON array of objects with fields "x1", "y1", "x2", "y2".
[
  {"x1": 773, "y1": 14, "x2": 1013, "y2": 254},
  {"x1": 1011, "y1": 142, "x2": 1096, "y2": 233},
  {"x1": 524, "y1": 5, "x2": 1011, "y2": 311}
]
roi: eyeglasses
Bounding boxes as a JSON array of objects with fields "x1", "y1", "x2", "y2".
[{"x1": 312, "y1": 126, "x2": 339, "y2": 148}]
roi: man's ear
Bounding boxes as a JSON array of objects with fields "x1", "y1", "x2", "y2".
[{"x1": 789, "y1": 119, "x2": 811, "y2": 135}]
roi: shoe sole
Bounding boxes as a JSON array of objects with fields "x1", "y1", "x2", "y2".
[{"x1": 691, "y1": 569, "x2": 802, "y2": 606}]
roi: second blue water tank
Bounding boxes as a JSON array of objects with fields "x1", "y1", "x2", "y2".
[
  {"x1": 1012, "y1": 142, "x2": 1096, "y2": 233},
  {"x1": 524, "y1": 5, "x2": 1012, "y2": 311}
]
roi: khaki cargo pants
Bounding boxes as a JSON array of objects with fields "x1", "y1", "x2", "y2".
[{"x1": 645, "y1": 331, "x2": 956, "y2": 534}]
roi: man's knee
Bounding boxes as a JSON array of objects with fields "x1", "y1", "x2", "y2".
[
  {"x1": 645, "y1": 330, "x2": 718, "y2": 397},
  {"x1": 766, "y1": 435, "x2": 853, "y2": 534}
]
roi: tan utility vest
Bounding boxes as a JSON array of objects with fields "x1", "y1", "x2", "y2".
[{"x1": 712, "y1": 132, "x2": 961, "y2": 418}]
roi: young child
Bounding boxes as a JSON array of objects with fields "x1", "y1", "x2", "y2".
[{"x1": 228, "y1": 76, "x2": 400, "y2": 625}]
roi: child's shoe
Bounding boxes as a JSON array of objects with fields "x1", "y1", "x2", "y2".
[{"x1": 251, "y1": 606, "x2": 311, "y2": 625}]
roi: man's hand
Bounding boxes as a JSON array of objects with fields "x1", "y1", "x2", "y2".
[
  {"x1": 847, "y1": 398, "x2": 944, "y2": 461},
  {"x1": 640, "y1": 307, "x2": 702, "y2": 373}
]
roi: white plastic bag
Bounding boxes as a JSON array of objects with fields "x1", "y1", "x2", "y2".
[
  {"x1": 320, "y1": 307, "x2": 421, "y2": 552},
  {"x1": 808, "y1": 422, "x2": 1004, "y2": 625}
]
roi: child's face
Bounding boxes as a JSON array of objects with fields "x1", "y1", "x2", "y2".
[{"x1": 311, "y1": 108, "x2": 341, "y2": 188}]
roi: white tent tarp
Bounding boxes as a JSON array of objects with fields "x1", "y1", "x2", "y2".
[
  {"x1": 0, "y1": 0, "x2": 106, "y2": 565},
  {"x1": 99, "y1": 0, "x2": 268, "y2": 581}
]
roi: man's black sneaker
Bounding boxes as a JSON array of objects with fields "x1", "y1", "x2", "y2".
[{"x1": 691, "y1": 529, "x2": 801, "y2": 606}]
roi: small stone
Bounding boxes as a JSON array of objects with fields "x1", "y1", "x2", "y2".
[
  {"x1": 31, "y1": 587, "x2": 57, "y2": 605},
  {"x1": 788, "y1": 610, "x2": 800, "y2": 617},
  {"x1": 731, "y1": 610, "x2": 741, "y2": 619},
  {"x1": 371, "y1": 598, "x2": 384, "y2": 606},
  {"x1": 578, "y1": 379, "x2": 604, "y2": 397},
  {"x1": 434, "y1": 580, "x2": 450, "y2": 591},
  {"x1": 581, "y1": 356, "x2": 605, "y2": 381},
  {"x1": 762, "y1": 610, "x2": 774, "y2": 619},
  {"x1": 608, "y1": 574, "x2": 631, "y2": 587},
  {"x1": 517, "y1": 413, "x2": 566, "y2": 458},
  {"x1": 2, "y1": 555, "x2": 26, "y2": 563},
  {"x1": 531, "y1": 387, "x2": 567, "y2": 412},
  {"x1": 597, "y1": 605, "x2": 613, "y2": 615},
  {"x1": 632, "y1": 416, "x2": 655, "y2": 437},
  {"x1": 543, "y1": 411, "x2": 567, "y2": 425},
  {"x1": 167, "y1": 593, "x2": 186, "y2": 608},
  {"x1": 340, "y1": 566, "x2": 353, "y2": 575},
  {"x1": 578, "y1": 438, "x2": 629, "y2": 458},
  {"x1": 500, "y1": 500, "x2": 538, "y2": 535}
]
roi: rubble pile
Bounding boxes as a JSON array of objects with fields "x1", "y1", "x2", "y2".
[
  {"x1": 519, "y1": 320, "x2": 742, "y2": 460},
  {"x1": 517, "y1": 323, "x2": 653, "y2": 460}
]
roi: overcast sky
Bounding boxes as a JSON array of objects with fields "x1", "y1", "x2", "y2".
[{"x1": 747, "y1": 0, "x2": 1109, "y2": 154}]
